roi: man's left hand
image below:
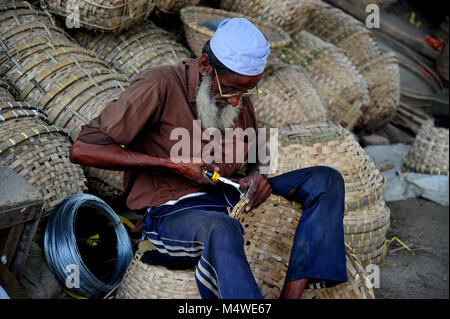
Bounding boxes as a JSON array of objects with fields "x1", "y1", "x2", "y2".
[{"x1": 238, "y1": 171, "x2": 272, "y2": 212}]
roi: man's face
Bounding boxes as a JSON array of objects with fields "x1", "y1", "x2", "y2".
[{"x1": 210, "y1": 71, "x2": 262, "y2": 108}]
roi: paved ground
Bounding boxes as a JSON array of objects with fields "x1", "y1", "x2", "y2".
[{"x1": 375, "y1": 198, "x2": 449, "y2": 299}]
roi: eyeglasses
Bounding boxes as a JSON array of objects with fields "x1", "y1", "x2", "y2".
[{"x1": 214, "y1": 68, "x2": 259, "y2": 98}]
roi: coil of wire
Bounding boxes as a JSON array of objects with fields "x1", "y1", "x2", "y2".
[{"x1": 44, "y1": 194, "x2": 133, "y2": 298}]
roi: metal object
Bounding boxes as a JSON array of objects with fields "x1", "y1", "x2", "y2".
[
  {"x1": 44, "y1": 194, "x2": 132, "y2": 298},
  {"x1": 204, "y1": 169, "x2": 242, "y2": 194}
]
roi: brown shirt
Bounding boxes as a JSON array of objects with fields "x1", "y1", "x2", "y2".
[{"x1": 76, "y1": 58, "x2": 260, "y2": 211}]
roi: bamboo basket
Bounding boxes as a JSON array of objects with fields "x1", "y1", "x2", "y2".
[
  {"x1": 327, "y1": 0, "x2": 398, "y2": 10},
  {"x1": 281, "y1": 31, "x2": 370, "y2": 131},
  {"x1": 305, "y1": 3, "x2": 381, "y2": 69},
  {"x1": 40, "y1": 0, "x2": 155, "y2": 33},
  {"x1": 155, "y1": 0, "x2": 201, "y2": 14},
  {"x1": 239, "y1": 195, "x2": 375, "y2": 299},
  {"x1": 116, "y1": 246, "x2": 201, "y2": 299},
  {"x1": 0, "y1": 80, "x2": 17, "y2": 102},
  {"x1": 391, "y1": 103, "x2": 431, "y2": 135},
  {"x1": 73, "y1": 21, "x2": 192, "y2": 79},
  {"x1": 220, "y1": 0, "x2": 321, "y2": 35},
  {"x1": 0, "y1": 104, "x2": 87, "y2": 215},
  {"x1": 403, "y1": 119, "x2": 449, "y2": 175},
  {"x1": 253, "y1": 64, "x2": 328, "y2": 127},
  {"x1": 274, "y1": 122, "x2": 386, "y2": 211},
  {"x1": 0, "y1": 5, "x2": 128, "y2": 198},
  {"x1": 180, "y1": 6, "x2": 291, "y2": 65},
  {"x1": 357, "y1": 52, "x2": 401, "y2": 129}
]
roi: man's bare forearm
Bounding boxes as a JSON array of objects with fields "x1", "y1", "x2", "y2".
[{"x1": 69, "y1": 140, "x2": 177, "y2": 172}]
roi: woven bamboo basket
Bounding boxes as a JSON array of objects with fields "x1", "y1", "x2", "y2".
[
  {"x1": 180, "y1": 6, "x2": 291, "y2": 65},
  {"x1": 155, "y1": 0, "x2": 200, "y2": 14},
  {"x1": 239, "y1": 195, "x2": 375, "y2": 299},
  {"x1": 220, "y1": 0, "x2": 321, "y2": 35},
  {"x1": 403, "y1": 119, "x2": 449, "y2": 175},
  {"x1": 0, "y1": 104, "x2": 87, "y2": 215},
  {"x1": 281, "y1": 31, "x2": 370, "y2": 131},
  {"x1": 356, "y1": 52, "x2": 401, "y2": 129},
  {"x1": 40, "y1": 0, "x2": 155, "y2": 33},
  {"x1": 327, "y1": 0, "x2": 397, "y2": 10},
  {"x1": 116, "y1": 247, "x2": 200, "y2": 299},
  {"x1": 73, "y1": 21, "x2": 192, "y2": 79},
  {"x1": 305, "y1": 3, "x2": 381, "y2": 69},
  {"x1": 253, "y1": 64, "x2": 328, "y2": 127},
  {"x1": 274, "y1": 122, "x2": 386, "y2": 211},
  {"x1": 0, "y1": 80, "x2": 17, "y2": 102}
]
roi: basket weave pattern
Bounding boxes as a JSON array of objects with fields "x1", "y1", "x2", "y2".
[
  {"x1": 155, "y1": 0, "x2": 201, "y2": 14},
  {"x1": 0, "y1": 105, "x2": 87, "y2": 214},
  {"x1": 281, "y1": 31, "x2": 370, "y2": 131},
  {"x1": 253, "y1": 64, "x2": 328, "y2": 127},
  {"x1": 116, "y1": 249, "x2": 201, "y2": 299},
  {"x1": 41, "y1": 0, "x2": 155, "y2": 32},
  {"x1": 0, "y1": 81, "x2": 17, "y2": 102},
  {"x1": 240, "y1": 195, "x2": 375, "y2": 299},
  {"x1": 220, "y1": 0, "x2": 321, "y2": 35},
  {"x1": 180, "y1": 6, "x2": 291, "y2": 65},
  {"x1": 73, "y1": 21, "x2": 192, "y2": 79},
  {"x1": 403, "y1": 120, "x2": 449, "y2": 175},
  {"x1": 0, "y1": 3, "x2": 127, "y2": 197},
  {"x1": 304, "y1": 4, "x2": 400, "y2": 129},
  {"x1": 357, "y1": 52, "x2": 401, "y2": 128},
  {"x1": 272, "y1": 122, "x2": 389, "y2": 265}
]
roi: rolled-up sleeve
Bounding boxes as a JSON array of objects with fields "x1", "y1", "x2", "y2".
[{"x1": 76, "y1": 71, "x2": 166, "y2": 146}]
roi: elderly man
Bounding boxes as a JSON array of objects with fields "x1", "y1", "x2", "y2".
[{"x1": 70, "y1": 18, "x2": 347, "y2": 299}]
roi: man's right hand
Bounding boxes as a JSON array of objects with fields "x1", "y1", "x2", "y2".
[{"x1": 174, "y1": 159, "x2": 220, "y2": 185}]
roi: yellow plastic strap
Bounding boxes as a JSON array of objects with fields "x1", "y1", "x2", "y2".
[{"x1": 118, "y1": 215, "x2": 135, "y2": 229}]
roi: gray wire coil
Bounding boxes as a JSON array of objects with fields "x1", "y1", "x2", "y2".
[{"x1": 44, "y1": 194, "x2": 133, "y2": 298}]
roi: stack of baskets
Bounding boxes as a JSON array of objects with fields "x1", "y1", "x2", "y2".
[
  {"x1": 220, "y1": 0, "x2": 321, "y2": 35},
  {"x1": 403, "y1": 120, "x2": 449, "y2": 176},
  {"x1": 240, "y1": 195, "x2": 375, "y2": 299},
  {"x1": 0, "y1": 2, "x2": 127, "y2": 198},
  {"x1": 0, "y1": 82, "x2": 87, "y2": 215},
  {"x1": 155, "y1": 0, "x2": 201, "y2": 14},
  {"x1": 73, "y1": 21, "x2": 192, "y2": 79},
  {"x1": 179, "y1": 6, "x2": 291, "y2": 64},
  {"x1": 272, "y1": 122, "x2": 390, "y2": 266},
  {"x1": 305, "y1": 4, "x2": 381, "y2": 71},
  {"x1": 280, "y1": 31, "x2": 370, "y2": 131},
  {"x1": 253, "y1": 64, "x2": 329, "y2": 127},
  {"x1": 40, "y1": 0, "x2": 155, "y2": 33},
  {"x1": 305, "y1": 3, "x2": 400, "y2": 129},
  {"x1": 116, "y1": 195, "x2": 375, "y2": 299}
]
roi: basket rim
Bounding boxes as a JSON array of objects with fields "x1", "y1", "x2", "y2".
[{"x1": 179, "y1": 5, "x2": 291, "y2": 49}]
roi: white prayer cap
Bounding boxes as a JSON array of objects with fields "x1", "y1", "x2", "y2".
[{"x1": 210, "y1": 18, "x2": 270, "y2": 76}]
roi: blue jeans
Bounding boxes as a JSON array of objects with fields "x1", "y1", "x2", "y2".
[{"x1": 143, "y1": 166, "x2": 348, "y2": 299}]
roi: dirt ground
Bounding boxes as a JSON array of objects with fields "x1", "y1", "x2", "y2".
[{"x1": 375, "y1": 198, "x2": 449, "y2": 299}]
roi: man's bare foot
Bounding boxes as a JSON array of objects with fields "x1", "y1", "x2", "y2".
[{"x1": 280, "y1": 278, "x2": 309, "y2": 299}]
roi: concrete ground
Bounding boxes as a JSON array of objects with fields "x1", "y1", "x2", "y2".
[{"x1": 375, "y1": 198, "x2": 449, "y2": 299}]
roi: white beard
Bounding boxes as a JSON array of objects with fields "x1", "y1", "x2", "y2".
[{"x1": 195, "y1": 75, "x2": 242, "y2": 130}]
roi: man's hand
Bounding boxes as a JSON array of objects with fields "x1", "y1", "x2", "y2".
[
  {"x1": 174, "y1": 159, "x2": 220, "y2": 185},
  {"x1": 239, "y1": 170, "x2": 272, "y2": 211}
]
